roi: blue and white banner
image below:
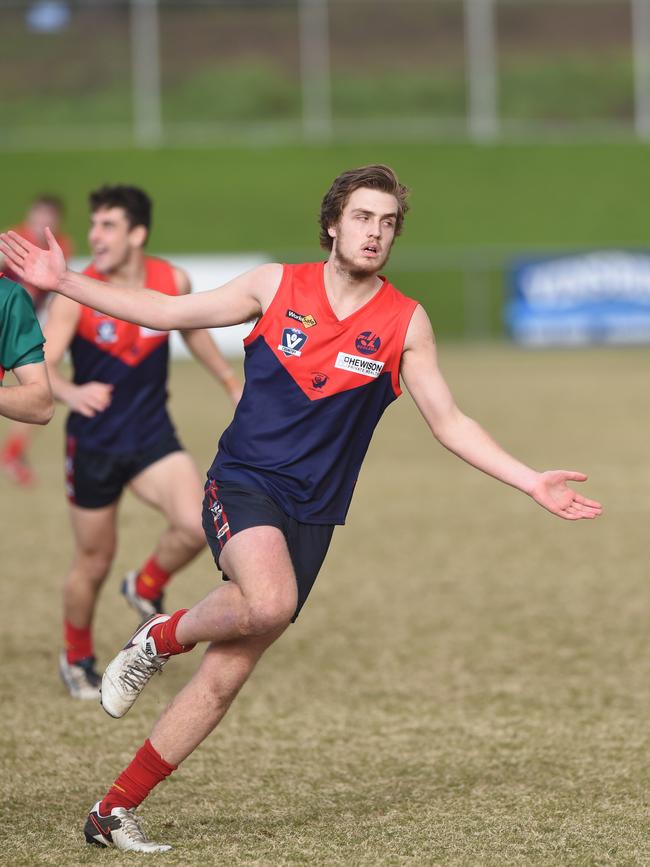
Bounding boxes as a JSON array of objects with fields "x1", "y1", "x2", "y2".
[{"x1": 506, "y1": 251, "x2": 650, "y2": 346}]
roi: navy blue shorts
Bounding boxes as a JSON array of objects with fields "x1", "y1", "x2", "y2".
[
  {"x1": 65, "y1": 431, "x2": 184, "y2": 509},
  {"x1": 202, "y1": 478, "x2": 335, "y2": 620}
]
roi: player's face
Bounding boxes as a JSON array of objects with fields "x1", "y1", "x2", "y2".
[
  {"x1": 28, "y1": 204, "x2": 61, "y2": 242},
  {"x1": 88, "y1": 206, "x2": 145, "y2": 274},
  {"x1": 328, "y1": 187, "x2": 398, "y2": 277}
]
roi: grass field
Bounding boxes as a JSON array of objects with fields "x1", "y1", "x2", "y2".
[
  {"x1": 3, "y1": 142, "x2": 650, "y2": 338},
  {"x1": 2, "y1": 345, "x2": 649, "y2": 865}
]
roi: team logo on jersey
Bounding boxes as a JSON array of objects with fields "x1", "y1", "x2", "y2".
[
  {"x1": 278, "y1": 327, "x2": 308, "y2": 357},
  {"x1": 96, "y1": 321, "x2": 117, "y2": 344},
  {"x1": 286, "y1": 309, "x2": 317, "y2": 328},
  {"x1": 310, "y1": 372, "x2": 329, "y2": 390},
  {"x1": 335, "y1": 352, "x2": 385, "y2": 378},
  {"x1": 355, "y1": 331, "x2": 381, "y2": 355},
  {"x1": 210, "y1": 500, "x2": 223, "y2": 519}
]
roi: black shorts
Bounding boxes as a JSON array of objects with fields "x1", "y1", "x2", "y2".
[
  {"x1": 202, "y1": 479, "x2": 335, "y2": 621},
  {"x1": 65, "y1": 431, "x2": 184, "y2": 509}
]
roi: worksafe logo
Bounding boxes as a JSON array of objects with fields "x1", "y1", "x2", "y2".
[
  {"x1": 286, "y1": 309, "x2": 317, "y2": 328},
  {"x1": 278, "y1": 327, "x2": 308, "y2": 357}
]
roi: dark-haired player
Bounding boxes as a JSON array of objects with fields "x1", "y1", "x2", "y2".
[
  {"x1": 33, "y1": 185, "x2": 241, "y2": 700},
  {"x1": 1, "y1": 166, "x2": 602, "y2": 852}
]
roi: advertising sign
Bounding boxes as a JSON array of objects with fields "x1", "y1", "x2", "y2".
[{"x1": 506, "y1": 251, "x2": 650, "y2": 346}]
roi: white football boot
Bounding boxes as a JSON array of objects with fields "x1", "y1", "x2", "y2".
[
  {"x1": 59, "y1": 652, "x2": 101, "y2": 700},
  {"x1": 121, "y1": 569, "x2": 164, "y2": 621},
  {"x1": 84, "y1": 802, "x2": 171, "y2": 853},
  {"x1": 101, "y1": 614, "x2": 170, "y2": 718}
]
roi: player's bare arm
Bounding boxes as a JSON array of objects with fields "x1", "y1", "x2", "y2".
[
  {"x1": 44, "y1": 294, "x2": 113, "y2": 418},
  {"x1": 0, "y1": 229, "x2": 280, "y2": 331},
  {"x1": 400, "y1": 305, "x2": 602, "y2": 521},
  {"x1": 173, "y1": 266, "x2": 243, "y2": 404},
  {"x1": 0, "y1": 361, "x2": 54, "y2": 424}
]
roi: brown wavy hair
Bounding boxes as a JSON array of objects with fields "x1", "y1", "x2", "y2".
[{"x1": 319, "y1": 164, "x2": 409, "y2": 250}]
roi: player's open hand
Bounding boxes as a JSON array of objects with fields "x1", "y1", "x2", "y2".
[
  {"x1": 0, "y1": 227, "x2": 65, "y2": 293},
  {"x1": 530, "y1": 470, "x2": 603, "y2": 520}
]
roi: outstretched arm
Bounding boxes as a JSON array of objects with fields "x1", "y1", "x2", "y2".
[
  {"x1": 400, "y1": 305, "x2": 602, "y2": 521},
  {"x1": 0, "y1": 228, "x2": 281, "y2": 330},
  {"x1": 172, "y1": 266, "x2": 243, "y2": 405}
]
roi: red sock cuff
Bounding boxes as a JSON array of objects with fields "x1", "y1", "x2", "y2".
[
  {"x1": 141, "y1": 738, "x2": 178, "y2": 774},
  {"x1": 100, "y1": 740, "x2": 177, "y2": 814},
  {"x1": 151, "y1": 609, "x2": 196, "y2": 656},
  {"x1": 136, "y1": 556, "x2": 171, "y2": 600},
  {"x1": 64, "y1": 620, "x2": 93, "y2": 664}
]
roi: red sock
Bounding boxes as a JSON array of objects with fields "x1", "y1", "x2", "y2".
[
  {"x1": 1, "y1": 433, "x2": 27, "y2": 461},
  {"x1": 135, "y1": 556, "x2": 170, "y2": 601},
  {"x1": 99, "y1": 739, "x2": 177, "y2": 813},
  {"x1": 150, "y1": 608, "x2": 196, "y2": 656},
  {"x1": 64, "y1": 620, "x2": 93, "y2": 663}
]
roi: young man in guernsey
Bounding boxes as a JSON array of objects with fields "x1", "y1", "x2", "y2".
[
  {"x1": 0, "y1": 195, "x2": 72, "y2": 484},
  {"x1": 0, "y1": 274, "x2": 54, "y2": 426},
  {"x1": 29, "y1": 185, "x2": 243, "y2": 702},
  {"x1": 0, "y1": 165, "x2": 603, "y2": 854}
]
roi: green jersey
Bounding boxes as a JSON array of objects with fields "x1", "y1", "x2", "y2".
[{"x1": 0, "y1": 276, "x2": 45, "y2": 384}]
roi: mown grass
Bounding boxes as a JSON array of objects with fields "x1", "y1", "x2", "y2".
[
  {"x1": 2, "y1": 141, "x2": 650, "y2": 337},
  {"x1": 1, "y1": 345, "x2": 649, "y2": 865}
]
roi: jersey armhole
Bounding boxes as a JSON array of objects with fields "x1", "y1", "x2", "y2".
[
  {"x1": 392, "y1": 300, "x2": 419, "y2": 397},
  {"x1": 243, "y1": 264, "x2": 289, "y2": 347}
]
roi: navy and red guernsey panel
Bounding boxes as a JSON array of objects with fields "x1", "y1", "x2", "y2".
[
  {"x1": 210, "y1": 261, "x2": 419, "y2": 525},
  {"x1": 66, "y1": 257, "x2": 179, "y2": 453}
]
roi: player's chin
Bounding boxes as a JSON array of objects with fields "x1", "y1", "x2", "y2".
[{"x1": 353, "y1": 255, "x2": 386, "y2": 275}]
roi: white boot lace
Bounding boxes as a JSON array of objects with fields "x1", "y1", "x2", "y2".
[
  {"x1": 114, "y1": 808, "x2": 149, "y2": 844},
  {"x1": 119, "y1": 649, "x2": 167, "y2": 693}
]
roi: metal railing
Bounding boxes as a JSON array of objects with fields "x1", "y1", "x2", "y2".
[{"x1": 2, "y1": 0, "x2": 648, "y2": 148}]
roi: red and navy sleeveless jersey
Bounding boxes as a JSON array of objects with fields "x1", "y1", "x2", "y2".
[
  {"x1": 210, "y1": 261, "x2": 418, "y2": 524},
  {"x1": 66, "y1": 257, "x2": 179, "y2": 453}
]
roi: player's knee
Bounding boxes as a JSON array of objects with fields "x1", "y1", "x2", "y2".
[
  {"x1": 176, "y1": 515, "x2": 205, "y2": 553},
  {"x1": 75, "y1": 548, "x2": 114, "y2": 583},
  {"x1": 243, "y1": 590, "x2": 296, "y2": 637}
]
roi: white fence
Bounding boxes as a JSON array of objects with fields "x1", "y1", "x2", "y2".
[{"x1": 3, "y1": 0, "x2": 650, "y2": 148}]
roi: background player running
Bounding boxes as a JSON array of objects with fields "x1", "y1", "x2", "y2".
[
  {"x1": 0, "y1": 195, "x2": 72, "y2": 484},
  {"x1": 32, "y1": 185, "x2": 242, "y2": 700},
  {"x1": 0, "y1": 165, "x2": 602, "y2": 852}
]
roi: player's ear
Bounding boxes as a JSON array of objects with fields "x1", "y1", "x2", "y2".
[
  {"x1": 130, "y1": 225, "x2": 148, "y2": 248},
  {"x1": 327, "y1": 225, "x2": 337, "y2": 240}
]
